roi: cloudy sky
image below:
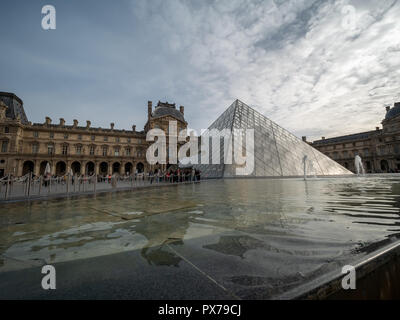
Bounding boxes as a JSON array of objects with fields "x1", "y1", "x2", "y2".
[{"x1": 0, "y1": 0, "x2": 399, "y2": 141}]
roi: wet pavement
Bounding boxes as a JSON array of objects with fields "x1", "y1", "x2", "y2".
[{"x1": 1, "y1": 177, "x2": 400, "y2": 299}]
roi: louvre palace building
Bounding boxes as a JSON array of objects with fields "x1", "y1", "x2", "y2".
[
  {"x1": 0, "y1": 92, "x2": 187, "y2": 177},
  {"x1": 311, "y1": 101, "x2": 400, "y2": 174}
]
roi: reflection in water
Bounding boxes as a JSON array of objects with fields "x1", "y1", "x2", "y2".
[
  {"x1": 204, "y1": 235, "x2": 265, "y2": 259},
  {"x1": 136, "y1": 212, "x2": 190, "y2": 267},
  {"x1": 1, "y1": 177, "x2": 400, "y2": 297}
]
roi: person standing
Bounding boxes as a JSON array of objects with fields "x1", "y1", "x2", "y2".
[{"x1": 111, "y1": 174, "x2": 117, "y2": 188}]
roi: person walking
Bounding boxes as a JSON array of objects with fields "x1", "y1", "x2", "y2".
[{"x1": 149, "y1": 170, "x2": 154, "y2": 184}]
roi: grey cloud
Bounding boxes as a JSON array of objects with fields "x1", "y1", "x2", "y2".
[{"x1": 0, "y1": 0, "x2": 399, "y2": 140}]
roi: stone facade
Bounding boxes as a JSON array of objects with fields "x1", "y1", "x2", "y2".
[
  {"x1": 0, "y1": 93, "x2": 187, "y2": 177},
  {"x1": 311, "y1": 102, "x2": 400, "y2": 173}
]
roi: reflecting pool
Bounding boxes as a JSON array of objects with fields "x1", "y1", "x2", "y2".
[{"x1": 1, "y1": 177, "x2": 400, "y2": 299}]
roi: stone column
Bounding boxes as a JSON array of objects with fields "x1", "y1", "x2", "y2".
[
  {"x1": 82, "y1": 162, "x2": 86, "y2": 176},
  {"x1": 17, "y1": 159, "x2": 22, "y2": 176},
  {"x1": 34, "y1": 161, "x2": 40, "y2": 176},
  {"x1": 51, "y1": 161, "x2": 56, "y2": 175}
]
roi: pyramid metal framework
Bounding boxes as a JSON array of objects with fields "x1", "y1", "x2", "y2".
[{"x1": 194, "y1": 100, "x2": 352, "y2": 178}]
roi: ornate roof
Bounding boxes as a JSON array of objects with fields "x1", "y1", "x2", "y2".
[
  {"x1": 313, "y1": 130, "x2": 379, "y2": 145},
  {"x1": 385, "y1": 102, "x2": 400, "y2": 121},
  {"x1": 0, "y1": 92, "x2": 29, "y2": 124},
  {"x1": 152, "y1": 101, "x2": 185, "y2": 122}
]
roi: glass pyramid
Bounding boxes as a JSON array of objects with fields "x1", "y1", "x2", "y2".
[{"x1": 194, "y1": 100, "x2": 352, "y2": 178}]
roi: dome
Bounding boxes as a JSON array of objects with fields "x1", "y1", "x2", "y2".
[
  {"x1": 385, "y1": 102, "x2": 400, "y2": 120},
  {"x1": 152, "y1": 106, "x2": 185, "y2": 122}
]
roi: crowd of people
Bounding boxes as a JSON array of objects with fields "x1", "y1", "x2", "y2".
[
  {"x1": 100, "y1": 167, "x2": 202, "y2": 186},
  {"x1": 1, "y1": 167, "x2": 202, "y2": 185},
  {"x1": 0, "y1": 167, "x2": 203, "y2": 199}
]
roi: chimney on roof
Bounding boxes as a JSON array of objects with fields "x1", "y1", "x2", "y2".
[
  {"x1": 395, "y1": 102, "x2": 400, "y2": 108},
  {"x1": 376, "y1": 127, "x2": 380, "y2": 131},
  {"x1": 86, "y1": 120, "x2": 91, "y2": 129},
  {"x1": 45, "y1": 117, "x2": 52, "y2": 126},
  {"x1": 148, "y1": 101, "x2": 152, "y2": 120},
  {"x1": 322, "y1": 137, "x2": 325, "y2": 140},
  {"x1": 73, "y1": 119, "x2": 78, "y2": 128},
  {"x1": 386, "y1": 106, "x2": 391, "y2": 112},
  {"x1": 302, "y1": 136, "x2": 307, "y2": 142},
  {"x1": 180, "y1": 106, "x2": 184, "y2": 115},
  {"x1": 59, "y1": 118, "x2": 65, "y2": 126},
  {"x1": 132, "y1": 125, "x2": 136, "y2": 132},
  {"x1": 110, "y1": 122, "x2": 114, "y2": 130}
]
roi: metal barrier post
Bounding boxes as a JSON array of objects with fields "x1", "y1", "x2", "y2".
[
  {"x1": 27, "y1": 172, "x2": 32, "y2": 199},
  {"x1": 39, "y1": 176, "x2": 42, "y2": 195},
  {"x1": 5, "y1": 175, "x2": 10, "y2": 200}
]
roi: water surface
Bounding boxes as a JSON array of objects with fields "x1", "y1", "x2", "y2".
[{"x1": 1, "y1": 177, "x2": 400, "y2": 299}]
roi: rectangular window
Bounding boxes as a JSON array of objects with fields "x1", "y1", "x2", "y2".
[
  {"x1": 62, "y1": 145, "x2": 68, "y2": 155},
  {"x1": 64, "y1": 133, "x2": 69, "y2": 139},
  {"x1": 91, "y1": 135, "x2": 95, "y2": 141},
  {"x1": 33, "y1": 131, "x2": 39, "y2": 138},
  {"x1": 102, "y1": 147, "x2": 107, "y2": 156},
  {"x1": 125, "y1": 148, "x2": 131, "y2": 156},
  {"x1": 49, "y1": 132, "x2": 54, "y2": 139},
  {"x1": 32, "y1": 144, "x2": 39, "y2": 153},
  {"x1": 78, "y1": 134, "x2": 82, "y2": 140},
  {"x1": 333, "y1": 152, "x2": 338, "y2": 159},
  {"x1": 1, "y1": 141, "x2": 8, "y2": 153},
  {"x1": 4, "y1": 127, "x2": 9, "y2": 133},
  {"x1": 114, "y1": 148, "x2": 120, "y2": 156},
  {"x1": 104, "y1": 136, "x2": 108, "y2": 142},
  {"x1": 115, "y1": 137, "x2": 120, "y2": 143},
  {"x1": 76, "y1": 145, "x2": 82, "y2": 155},
  {"x1": 90, "y1": 146, "x2": 95, "y2": 155},
  {"x1": 48, "y1": 144, "x2": 54, "y2": 155}
]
